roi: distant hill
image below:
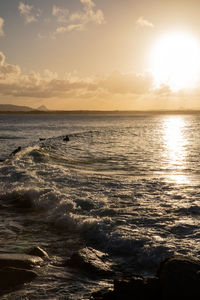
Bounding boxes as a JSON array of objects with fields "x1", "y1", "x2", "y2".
[
  {"x1": 37, "y1": 105, "x2": 48, "y2": 111},
  {"x1": 0, "y1": 104, "x2": 48, "y2": 112},
  {"x1": 0, "y1": 104, "x2": 34, "y2": 111}
]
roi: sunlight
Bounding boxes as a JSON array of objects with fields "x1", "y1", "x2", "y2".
[
  {"x1": 162, "y1": 116, "x2": 189, "y2": 184},
  {"x1": 149, "y1": 31, "x2": 200, "y2": 91}
]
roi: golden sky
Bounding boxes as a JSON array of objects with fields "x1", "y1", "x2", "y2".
[{"x1": 1, "y1": 0, "x2": 200, "y2": 110}]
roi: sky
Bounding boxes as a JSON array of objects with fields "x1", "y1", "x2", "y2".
[{"x1": 1, "y1": 0, "x2": 200, "y2": 110}]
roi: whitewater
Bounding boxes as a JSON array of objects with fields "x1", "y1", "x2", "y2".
[{"x1": 0, "y1": 113, "x2": 200, "y2": 299}]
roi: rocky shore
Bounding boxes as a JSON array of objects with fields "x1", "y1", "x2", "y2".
[
  {"x1": 0, "y1": 246, "x2": 48, "y2": 296},
  {"x1": 91, "y1": 255, "x2": 200, "y2": 300},
  {"x1": 0, "y1": 246, "x2": 200, "y2": 299}
]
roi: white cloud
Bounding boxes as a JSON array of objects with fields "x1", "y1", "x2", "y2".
[
  {"x1": 0, "y1": 52, "x2": 153, "y2": 100},
  {"x1": 52, "y1": 5, "x2": 69, "y2": 23},
  {"x1": 0, "y1": 18, "x2": 4, "y2": 36},
  {"x1": 0, "y1": 52, "x2": 20, "y2": 78},
  {"x1": 53, "y1": 0, "x2": 105, "y2": 36},
  {"x1": 2, "y1": 50, "x2": 200, "y2": 110},
  {"x1": 18, "y1": 2, "x2": 40, "y2": 24},
  {"x1": 136, "y1": 16, "x2": 154, "y2": 28},
  {"x1": 0, "y1": 52, "x2": 5, "y2": 65},
  {"x1": 81, "y1": 0, "x2": 95, "y2": 9}
]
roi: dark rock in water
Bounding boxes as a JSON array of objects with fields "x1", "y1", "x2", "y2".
[
  {"x1": 63, "y1": 135, "x2": 69, "y2": 142},
  {"x1": 158, "y1": 255, "x2": 200, "y2": 299},
  {"x1": 0, "y1": 267, "x2": 37, "y2": 290},
  {"x1": 25, "y1": 246, "x2": 49, "y2": 259},
  {"x1": 91, "y1": 275, "x2": 160, "y2": 300},
  {"x1": 0, "y1": 253, "x2": 43, "y2": 270},
  {"x1": 91, "y1": 255, "x2": 200, "y2": 300},
  {"x1": 113, "y1": 275, "x2": 160, "y2": 300},
  {"x1": 91, "y1": 288, "x2": 115, "y2": 300},
  {"x1": 67, "y1": 247, "x2": 113, "y2": 276},
  {"x1": 114, "y1": 275, "x2": 159, "y2": 300},
  {"x1": 39, "y1": 138, "x2": 46, "y2": 141}
]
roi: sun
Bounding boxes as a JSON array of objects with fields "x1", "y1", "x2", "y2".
[{"x1": 149, "y1": 30, "x2": 200, "y2": 91}]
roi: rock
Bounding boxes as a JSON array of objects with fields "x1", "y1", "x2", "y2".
[
  {"x1": 0, "y1": 267, "x2": 37, "y2": 290},
  {"x1": 67, "y1": 247, "x2": 113, "y2": 276},
  {"x1": 114, "y1": 275, "x2": 160, "y2": 300},
  {"x1": 91, "y1": 288, "x2": 115, "y2": 300},
  {"x1": 114, "y1": 275, "x2": 144, "y2": 295},
  {"x1": 91, "y1": 275, "x2": 160, "y2": 300},
  {"x1": 63, "y1": 135, "x2": 69, "y2": 142},
  {"x1": 158, "y1": 255, "x2": 200, "y2": 299},
  {"x1": 25, "y1": 246, "x2": 49, "y2": 259},
  {"x1": 91, "y1": 255, "x2": 200, "y2": 300},
  {"x1": 0, "y1": 253, "x2": 43, "y2": 270}
]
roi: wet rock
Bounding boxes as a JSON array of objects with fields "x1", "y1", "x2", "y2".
[
  {"x1": 91, "y1": 255, "x2": 200, "y2": 300},
  {"x1": 67, "y1": 247, "x2": 113, "y2": 276},
  {"x1": 63, "y1": 135, "x2": 69, "y2": 142},
  {"x1": 0, "y1": 267, "x2": 37, "y2": 290},
  {"x1": 114, "y1": 275, "x2": 160, "y2": 300},
  {"x1": 25, "y1": 246, "x2": 49, "y2": 259},
  {"x1": 0, "y1": 253, "x2": 43, "y2": 270},
  {"x1": 91, "y1": 288, "x2": 115, "y2": 300},
  {"x1": 158, "y1": 255, "x2": 200, "y2": 299},
  {"x1": 91, "y1": 275, "x2": 160, "y2": 300}
]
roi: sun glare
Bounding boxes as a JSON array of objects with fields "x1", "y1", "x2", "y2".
[{"x1": 150, "y1": 31, "x2": 200, "y2": 91}]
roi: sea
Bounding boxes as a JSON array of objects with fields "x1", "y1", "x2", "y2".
[{"x1": 0, "y1": 113, "x2": 200, "y2": 299}]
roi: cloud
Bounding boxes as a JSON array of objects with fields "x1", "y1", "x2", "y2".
[
  {"x1": 55, "y1": 24, "x2": 84, "y2": 35},
  {"x1": 18, "y1": 2, "x2": 40, "y2": 24},
  {"x1": 52, "y1": 5, "x2": 69, "y2": 23},
  {"x1": 0, "y1": 17, "x2": 4, "y2": 36},
  {"x1": 154, "y1": 84, "x2": 172, "y2": 96},
  {"x1": 100, "y1": 71, "x2": 153, "y2": 94},
  {"x1": 0, "y1": 52, "x2": 21, "y2": 78},
  {"x1": 136, "y1": 16, "x2": 154, "y2": 28},
  {"x1": 53, "y1": 0, "x2": 105, "y2": 36},
  {"x1": 0, "y1": 52, "x2": 154, "y2": 101},
  {"x1": 2, "y1": 50, "x2": 200, "y2": 110},
  {"x1": 0, "y1": 52, "x2": 5, "y2": 65}
]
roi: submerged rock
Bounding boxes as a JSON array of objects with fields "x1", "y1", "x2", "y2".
[
  {"x1": 91, "y1": 255, "x2": 200, "y2": 300},
  {"x1": 158, "y1": 255, "x2": 200, "y2": 299},
  {"x1": 63, "y1": 135, "x2": 69, "y2": 142},
  {"x1": 67, "y1": 247, "x2": 113, "y2": 276},
  {"x1": 25, "y1": 246, "x2": 49, "y2": 259},
  {"x1": 91, "y1": 275, "x2": 160, "y2": 300},
  {"x1": 91, "y1": 275, "x2": 161, "y2": 300},
  {"x1": 0, "y1": 253, "x2": 43, "y2": 270},
  {"x1": 114, "y1": 275, "x2": 160, "y2": 299},
  {"x1": 0, "y1": 267, "x2": 37, "y2": 290}
]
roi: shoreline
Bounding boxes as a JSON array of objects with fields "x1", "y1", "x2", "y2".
[{"x1": 1, "y1": 109, "x2": 200, "y2": 115}]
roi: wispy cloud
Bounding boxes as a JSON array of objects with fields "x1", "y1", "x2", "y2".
[
  {"x1": 136, "y1": 16, "x2": 154, "y2": 28},
  {"x1": 52, "y1": 5, "x2": 69, "y2": 23},
  {"x1": 0, "y1": 18, "x2": 4, "y2": 36},
  {"x1": 18, "y1": 2, "x2": 40, "y2": 24},
  {"x1": 52, "y1": 0, "x2": 105, "y2": 36}
]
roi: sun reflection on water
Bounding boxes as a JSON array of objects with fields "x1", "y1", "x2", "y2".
[{"x1": 162, "y1": 116, "x2": 189, "y2": 184}]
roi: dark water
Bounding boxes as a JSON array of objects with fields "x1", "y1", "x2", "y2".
[{"x1": 0, "y1": 114, "x2": 200, "y2": 299}]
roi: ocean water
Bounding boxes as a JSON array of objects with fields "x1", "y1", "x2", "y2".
[{"x1": 0, "y1": 113, "x2": 200, "y2": 299}]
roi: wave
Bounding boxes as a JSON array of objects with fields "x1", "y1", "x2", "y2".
[
  {"x1": 0, "y1": 135, "x2": 26, "y2": 140},
  {"x1": 1, "y1": 129, "x2": 200, "y2": 272}
]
